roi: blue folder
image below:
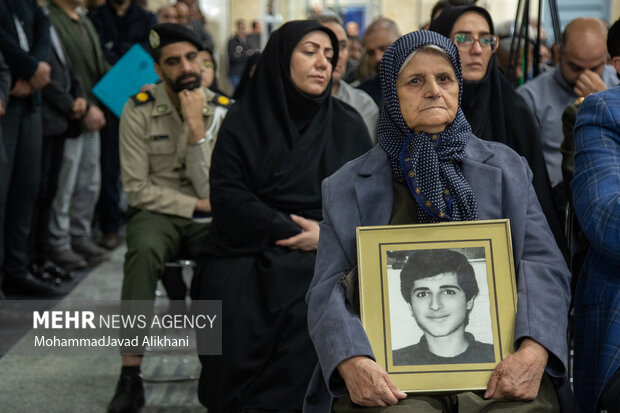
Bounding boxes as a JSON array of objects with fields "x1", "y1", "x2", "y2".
[{"x1": 92, "y1": 44, "x2": 160, "y2": 118}]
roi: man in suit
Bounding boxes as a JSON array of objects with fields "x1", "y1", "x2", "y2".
[
  {"x1": 572, "y1": 17, "x2": 620, "y2": 413},
  {"x1": 88, "y1": 0, "x2": 157, "y2": 250},
  {"x1": 29, "y1": 23, "x2": 88, "y2": 283},
  {"x1": 0, "y1": 0, "x2": 57, "y2": 296},
  {"x1": 0, "y1": 51, "x2": 10, "y2": 299}
]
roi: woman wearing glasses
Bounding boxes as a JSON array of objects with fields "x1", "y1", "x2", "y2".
[{"x1": 430, "y1": 6, "x2": 565, "y2": 253}]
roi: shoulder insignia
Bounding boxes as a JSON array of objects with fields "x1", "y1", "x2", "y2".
[
  {"x1": 131, "y1": 91, "x2": 154, "y2": 106},
  {"x1": 574, "y1": 96, "x2": 585, "y2": 106},
  {"x1": 212, "y1": 94, "x2": 232, "y2": 108}
]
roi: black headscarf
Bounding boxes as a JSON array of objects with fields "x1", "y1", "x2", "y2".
[
  {"x1": 430, "y1": 6, "x2": 567, "y2": 258},
  {"x1": 207, "y1": 20, "x2": 372, "y2": 255},
  {"x1": 378, "y1": 30, "x2": 478, "y2": 223},
  {"x1": 430, "y1": 6, "x2": 547, "y2": 162},
  {"x1": 241, "y1": 19, "x2": 339, "y2": 138}
]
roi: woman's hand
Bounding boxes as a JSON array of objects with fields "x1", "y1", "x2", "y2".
[
  {"x1": 337, "y1": 356, "x2": 407, "y2": 407},
  {"x1": 484, "y1": 338, "x2": 548, "y2": 400},
  {"x1": 275, "y1": 214, "x2": 320, "y2": 251}
]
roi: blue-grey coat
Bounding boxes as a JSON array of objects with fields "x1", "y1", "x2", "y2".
[{"x1": 304, "y1": 137, "x2": 572, "y2": 412}]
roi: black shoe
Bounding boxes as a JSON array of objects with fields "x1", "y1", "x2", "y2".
[
  {"x1": 41, "y1": 260, "x2": 74, "y2": 280},
  {"x1": 107, "y1": 367, "x2": 145, "y2": 413},
  {"x1": 29, "y1": 263, "x2": 61, "y2": 286},
  {"x1": 99, "y1": 232, "x2": 121, "y2": 250},
  {"x1": 3, "y1": 272, "x2": 62, "y2": 297}
]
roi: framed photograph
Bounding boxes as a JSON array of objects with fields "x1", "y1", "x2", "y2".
[{"x1": 356, "y1": 219, "x2": 517, "y2": 393}]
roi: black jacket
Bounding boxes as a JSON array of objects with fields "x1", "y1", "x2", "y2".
[
  {"x1": 0, "y1": 0, "x2": 50, "y2": 82},
  {"x1": 0, "y1": 0, "x2": 50, "y2": 108},
  {"x1": 88, "y1": 2, "x2": 156, "y2": 65},
  {"x1": 42, "y1": 28, "x2": 83, "y2": 138},
  {"x1": 0, "y1": 51, "x2": 10, "y2": 109}
]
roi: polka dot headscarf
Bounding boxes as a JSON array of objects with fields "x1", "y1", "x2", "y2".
[{"x1": 378, "y1": 30, "x2": 478, "y2": 223}]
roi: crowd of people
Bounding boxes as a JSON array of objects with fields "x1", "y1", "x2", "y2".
[{"x1": 0, "y1": 0, "x2": 619, "y2": 413}]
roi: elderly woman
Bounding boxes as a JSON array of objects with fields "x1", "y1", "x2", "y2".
[
  {"x1": 305, "y1": 31, "x2": 571, "y2": 412},
  {"x1": 194, "y1": 20, "x2": 372, "y2": 412},
  {"x1": 430, "y1": 6, "x2": 565, "y2": 256}
]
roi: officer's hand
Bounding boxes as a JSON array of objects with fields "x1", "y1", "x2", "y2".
[
  {"x1": 337, "y1": 356, "x2": 407, "y2": 407},
  {"x1": 178, "y1": 88, "x2": 206, "y2": 144},
  {"x1": 84, "y1": 104, "x2": 106, "y2": 131},
  {"x1": 484, "y1": 338, "x2": 548, "y2": 401},
  {"x1": 29, "y1": 61, "x2": 51, "y2": 90},
  {"x1": 10, "y1": 79, "x2": 32, "y2": 97},
  {"x1": 275, "y1": 214, "x2": 320, "y2": 251},
  {"x1": 573, "y1": 69, "x2": 606, "y2": 97},
  {"x1": 70, "y1": 97, "x2": 88, "y2": 119},
  {"x1": 195, "y1": 198, "x2": 211, "y2": 213}
]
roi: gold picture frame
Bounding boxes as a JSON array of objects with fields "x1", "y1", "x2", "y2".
[{"x1": 356, "y1": 219, "x2": 517, "y2": 393}]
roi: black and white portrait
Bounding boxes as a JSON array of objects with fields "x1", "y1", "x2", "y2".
[{"x1": 388, "y1": 247, "x2": 495, "y2": 366}]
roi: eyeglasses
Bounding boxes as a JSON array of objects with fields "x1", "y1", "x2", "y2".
[{"x1": 452, "y1": 33, "x2": 498, "y2": 52}]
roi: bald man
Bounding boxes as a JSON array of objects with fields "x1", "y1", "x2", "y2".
[
  {"x1": 156, "y1": 5, "x2": 177, "y2": 24},
  {"x1": 314, "y1": 15, "x2": 379, "y2": 142},
  {"x1": 174, "y1": 1, "x2": 189, "y2": 24},
  {"x1": 517, "y1": 18, "x2": 619, "y2": 192},
  {"x1": 358, "y1": 17, "x2": 401, "y2": 109}
]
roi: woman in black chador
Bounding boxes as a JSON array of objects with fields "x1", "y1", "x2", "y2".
[
  {"x1": 430, "y1": 6, "x2": 567, "y2": 258},
  {"x1": 194, "y1": 20, "x2": 372, "y2": 412}
]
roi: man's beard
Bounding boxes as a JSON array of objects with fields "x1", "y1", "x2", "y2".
[{"x1": 165, "y1": 73, "x2": 201, "y2": 93}]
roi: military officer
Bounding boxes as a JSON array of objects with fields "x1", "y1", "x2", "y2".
[{"x1": 108, "y1": 23, "x2": 230, "y2": 413}]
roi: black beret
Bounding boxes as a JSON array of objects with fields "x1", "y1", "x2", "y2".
[{"x1": 148, "y1": 23, "x2": 204, "y2": 55}]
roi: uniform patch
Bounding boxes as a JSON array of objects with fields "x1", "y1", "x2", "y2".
[
  {"x1": 149, "y1": 29, "x2": 160, "y2": 49},
  {"x1": 212, "y1": 94, "x2": 232, "y2": 108},
  {"x1": 136, "y1": 92, "x2": 149, "y2": 102},
  {"x1": 131, "y1": 91, "x2": 154, "y2": 106}
]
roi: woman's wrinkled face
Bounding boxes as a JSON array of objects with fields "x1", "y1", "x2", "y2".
[
  {"x1": 396, "y1": 50, "x2": 459, "y2": 134},
  {"x1": 450, "y1": 12, "x2": 495, "y2": 81},
  {"x1": 290, "y1": 31, "x2": 334, "y2": 95}
]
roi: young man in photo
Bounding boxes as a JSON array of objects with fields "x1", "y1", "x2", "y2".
[{"x1": 394, "y1": 249, "x2": 494, "y2": 365}]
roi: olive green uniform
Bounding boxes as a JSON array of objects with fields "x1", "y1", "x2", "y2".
[{"x1": 119, "y1": 83, "x2": 229, "y2": 301}]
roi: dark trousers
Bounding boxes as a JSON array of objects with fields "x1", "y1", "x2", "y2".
[
  {"x1": 600, "y1": 366, "x2": 620, "y2": 413},
  {"x1": 97, "y1": 111, "x2": 123, "y2": 234},
  {"x1": 122, "y1": 209, "x2": 209, "y2": 301},
  {"x1": 29, "y1": 135, "x2": 66, "y2": 263},
  {"x1": 0, "y1": 100, "x2": 42, "y2": 277}
]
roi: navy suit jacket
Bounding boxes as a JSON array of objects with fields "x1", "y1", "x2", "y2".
[
  {"x1": 304, "y1": 137, "x2": 572, "y2": 412},
  {"x1": 572, "y1": 86, "x2": 620, "y2": 412},
  {"x1": 0, "y1": 0, "x2": 50, "y2": 81}
]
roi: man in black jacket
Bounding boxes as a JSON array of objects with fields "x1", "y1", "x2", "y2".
[
  {"x1": 88, "y1": 0, "x2": 157, "y2": 250},
  {"x1": 29, "y1": 24, "x2": 88, "y2": 284},
  {"x1": 0, "y1": 0, "x2": 58, "y2": 297}
]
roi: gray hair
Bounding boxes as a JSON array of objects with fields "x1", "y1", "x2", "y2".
[
  {"x1": 398, "y1": 44, "x2": 449, "y2": 74},
  {"x1": 312, "y1": 14, "x2": 344, "y2": 27}
]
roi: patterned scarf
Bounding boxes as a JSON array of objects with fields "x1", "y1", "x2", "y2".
[{"x1": 378, "y1": 30, "x2": 478, "y2": 222}]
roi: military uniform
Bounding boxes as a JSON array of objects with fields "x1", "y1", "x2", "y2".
[{"x1": 119, "y1": 83, "x2": 229, "y2": 301}]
